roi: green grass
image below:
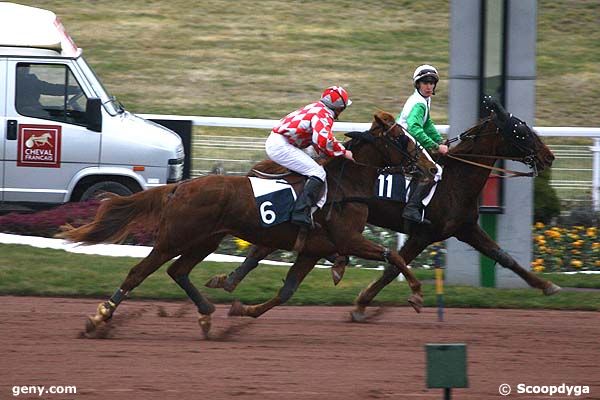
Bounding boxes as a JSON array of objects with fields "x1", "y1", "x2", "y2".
[
  {"x1": 1, "y1": 244, "x2": 599, "y2": 311},
  {"x1": 15, "y1": 0, "x2": 600, "y2": 126}
]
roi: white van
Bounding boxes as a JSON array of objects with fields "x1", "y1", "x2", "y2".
[{"x1": 0, "y1": 2, "x2": 184, "y2": 210}]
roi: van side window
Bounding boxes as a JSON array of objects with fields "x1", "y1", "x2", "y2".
[{"x1": 16, "y1": 63, "x2": 88, "y2": 125}]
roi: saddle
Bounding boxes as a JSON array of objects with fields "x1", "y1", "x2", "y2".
[{"x1": 248, "y1": 160, "x2": 319, "y2": 200}]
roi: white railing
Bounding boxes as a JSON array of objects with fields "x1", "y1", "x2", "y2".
[{"x1": 140, "y1": 114, "x2": 600, "y2": 211}]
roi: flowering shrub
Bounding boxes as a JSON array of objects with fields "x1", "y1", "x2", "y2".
[
  {"x1": 220, "y1": 226, "x2": 445, "y2": 269},
  {"x1": 0, "y1": 201, "x2": 155, "y2": 245},
  {"x1": 532, "y1": 222, "x2": 600, "y2": 272},
  {"x1": 0, "y1": 201, "x2": 101, "y2": 237}
]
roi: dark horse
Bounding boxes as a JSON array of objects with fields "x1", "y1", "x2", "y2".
[
  {"x1": 58, "y1": 111, "x2": 437, "y2": 335},
  {"x1": 207, "y1": 97, "x2": 559, "y2": 321}
]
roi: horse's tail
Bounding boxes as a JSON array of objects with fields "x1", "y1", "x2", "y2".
[{"x1": 57, "y1": 184, "x2": 177, "y2": 244}]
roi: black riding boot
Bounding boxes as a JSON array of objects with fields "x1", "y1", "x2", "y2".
[
  {"x1": 402, "y1": 179, "x2": 435, "y2": 224},
  {"x1": 291, "y1": 176, "x2": 324, "y2": 228}
]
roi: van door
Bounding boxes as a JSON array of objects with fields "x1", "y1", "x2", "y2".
[
  {"x1": 0, "y1": 58, "x2": 6, "y2": 201},
  {"x1": 4, "y1": 60, "x2": 100, "y2": 203}
]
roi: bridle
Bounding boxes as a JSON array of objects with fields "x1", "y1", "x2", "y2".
[{"x1": 445, "y1": 116, "x2": 540, "y2": 178}]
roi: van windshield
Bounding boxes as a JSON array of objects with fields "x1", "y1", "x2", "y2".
[{"x1": 76, "y1": 57, "x2": 123, "y2": 116}]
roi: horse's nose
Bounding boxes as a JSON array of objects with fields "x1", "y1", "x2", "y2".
[{"x1": 545, "y1": 153, "x2": 555, "y2": 164}]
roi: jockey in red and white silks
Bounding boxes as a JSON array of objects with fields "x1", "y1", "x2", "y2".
[{"x1": 265, "y1": 86, "x2": 354, "y2": 227}]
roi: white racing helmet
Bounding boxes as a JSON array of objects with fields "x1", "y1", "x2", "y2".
[{"x1": 413, "y1": 64, "x2": 439, "y2": 94}]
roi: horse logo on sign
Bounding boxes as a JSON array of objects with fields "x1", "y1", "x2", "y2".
[{"x1": 17, "y1": 124, "x2": 62, "y2": 168}]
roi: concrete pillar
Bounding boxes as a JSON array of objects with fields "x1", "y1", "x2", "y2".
[
  {"x1": 446, "y1": 0, "x2": 537, "y2": 288},
  {"x1": 446, "y1": 0, "x2": 482, "y2": 286},
  {"x1": 495, "y1": 0, "x2": 537, "y2": 288}
]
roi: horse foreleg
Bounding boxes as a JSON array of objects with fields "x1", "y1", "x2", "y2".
[
  {"x1": 456, "y1": 225, "x2": 561, "y2": 295},
  {"x1": 205, "y1": 245, "x2": 275, "y2": 292},
  {"x1": 86, "y1": 248, "x2": 175, "y2": 334},
  {"x1": 352, "y1": 238, "x2": 429, "y2": 322},
  {"x1": 228, "y1": 253, "x2": 319, "y2": 318}
]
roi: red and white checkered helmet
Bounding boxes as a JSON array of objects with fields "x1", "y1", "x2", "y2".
[{"x1": 320, "y1": 86, "x2": 352, "y2": 110}]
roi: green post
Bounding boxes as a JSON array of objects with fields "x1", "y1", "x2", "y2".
[
  {"x1": 479, "y1": 214, "x2": 497, "y2": 287},
  {"x1": 426, "y1": 344, "x2": 468, "y2": 399}
]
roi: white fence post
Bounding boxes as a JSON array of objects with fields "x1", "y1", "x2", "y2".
[{"x1": 591, "y1": 138, "x2": 600, "y2": 212}]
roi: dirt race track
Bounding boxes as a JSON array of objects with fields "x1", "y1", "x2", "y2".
[{"x1": 1, "y1": 296, "x2": 599, "y2": 400}]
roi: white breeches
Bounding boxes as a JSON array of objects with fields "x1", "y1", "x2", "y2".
[
  {"x1": 420, "y1": 149, "x2": 443, "y2": 206},
  {"x1": 265, "y1": 132, "x2": 326, "y2": 181},
  {"x1": 403, "y1": 132, "x2": 443, "y2": 206},
  {"x1": 422, "y1": 150, "x2": 443, "y2": 183},
  {"x1": 265, "y1": 132, "x2": 327, "y2": 207}
]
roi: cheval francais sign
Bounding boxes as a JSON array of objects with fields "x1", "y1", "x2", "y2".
[{"x1": 17, "y1": 124, "x2": 62, "y2": 168}]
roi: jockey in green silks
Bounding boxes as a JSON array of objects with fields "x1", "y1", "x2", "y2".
[{"x1": 397, "y1": 64, "x2": 446, "y2": 225}]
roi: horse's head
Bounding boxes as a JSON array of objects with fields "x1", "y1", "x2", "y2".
[
  {"x1": 482, "y1": 96, "x2": 555, "y2": 172},
  {"x1": 344, "y1": 111, "x2": 437, "y2": 176}
]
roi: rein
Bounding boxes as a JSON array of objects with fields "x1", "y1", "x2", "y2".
[{"x1": 445, "y1": 154, "x2": 535, "y2": 178}]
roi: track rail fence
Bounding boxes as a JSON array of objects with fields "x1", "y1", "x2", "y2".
[{"x1": 140, "y1": 114, "x2": 600, "y2": 211}]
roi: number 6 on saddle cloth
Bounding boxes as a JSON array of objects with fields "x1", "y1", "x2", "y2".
[{"x1": 250, "y1": 177, "x2": 300, "y2": 227}]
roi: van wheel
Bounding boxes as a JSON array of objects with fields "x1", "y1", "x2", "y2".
[{"x1": 80, "y1": 181, "x2": 134, "y2": 201}]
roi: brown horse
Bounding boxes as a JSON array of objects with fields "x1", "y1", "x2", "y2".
[
  {"x1": 58, "y1": 111, "x2": 437, "y2": 336},
  {"x1": 207, "y1": 97, "x2": 559, "y2": 321}
]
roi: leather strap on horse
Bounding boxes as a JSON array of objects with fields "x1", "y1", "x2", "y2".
[{"x1": 445, "y1": 154, "x2": 535, "y2": 178}]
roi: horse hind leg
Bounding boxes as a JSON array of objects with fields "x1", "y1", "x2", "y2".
[
  {"x1": 167, "y1": 239, "x2": 224, "y2": 338},
  {"x1": 86, "y1": 248, "x2": 176, "y2": 334},
  {"x1": 229, "y1": 253, "x2": 319, "y2": 318}
]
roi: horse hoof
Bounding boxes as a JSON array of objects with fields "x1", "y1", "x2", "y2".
[
  {"x1": 222, "y1": 279, "x2": 238, "y2": 293},
  {"x1": 204, "y1": 274, "x2": 226, "y2": 289},
  {"x1": 228, "y1": 300, "x2": 245, "y2": 317},
  {"x1": 408, "y1": 294, "x2": 423, "y2": 313},
  {"x1": 331, "y1": 266, "x2": 346, "y2": 286},
  {"x1": 350, "y1": 310, "x2": 367, "y2": 323},
  {"x1": 85, "y1": 315, "x2": 104, "y2": 333},
  {"x1": 198, "y1": 314, "x2": 212, "y2": 337},
  {"x1": 85, "y1": 316, "x2": 99, "y2": 333},
  {"x1": 543, "y1": 283, "x2": 562, "y2": 296}
]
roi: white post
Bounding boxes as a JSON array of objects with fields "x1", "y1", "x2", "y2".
[
  {"x1": 397, "y1": 233, "x2": 407, "y2": 281},
  {"x1": 591, "y1": 138, "x2": 600, "y2": 212}
]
